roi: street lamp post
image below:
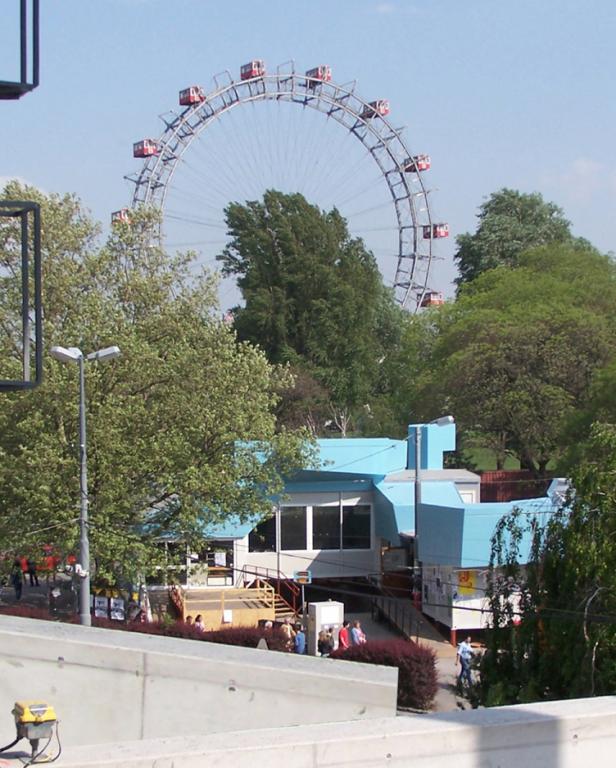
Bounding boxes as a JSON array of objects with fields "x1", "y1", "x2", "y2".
[{"x1": 50, "y1": 345, "x2": 121, "y2": 626}]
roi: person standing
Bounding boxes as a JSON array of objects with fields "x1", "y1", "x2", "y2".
[
  {"x1": 194, "y1": 614, "x2": 205, "y2": 632},
  {"x1": 456, "y1": 636, "x2": 473, "y2": 688},
  {"x1": 27, "y1": 558, "x2": 39, "y2": 587},
  {"x1": 10, "y1": 558, "x2": 23, "y2": 601},
  {"x1": 318, "y1": 628, "x2": 334, "y2": 656},
  {"x1": 281, "y1": 617, "x2": 296, "y2": 650},
  {"x1": 294, "y1": 624, "x2": 306, "y2": 654},
  {"x1": 351, "y1": 620, "x2": 366, "y2": 645},
  {"x1": 338, "y1": 620, "x2": 351, "y2": 650}
]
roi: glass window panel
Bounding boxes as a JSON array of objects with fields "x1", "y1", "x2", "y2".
[
  {"x1": 342, "y1": 505, "x2": 371, "y2": 549},
  {"x1": 248, "y1": 514, "x2": 276, "y2": 552},
  {"x1": 313, "y1": 506, "x2": 340, "y2": 550},
  {"x1": 280, "y1": 506, "x2": 307, "y2": 550}
]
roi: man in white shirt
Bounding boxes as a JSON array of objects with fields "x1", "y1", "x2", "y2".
[{"x1": 456, "y1": 636, "x2": 473, "y2": 687}]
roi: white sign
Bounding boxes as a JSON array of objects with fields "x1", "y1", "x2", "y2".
[
  {"x1": 94, "y1": 595, "x2": 108, "y2": 618},
  {"x1": 214, "y1": 552, "x2": 226, "y2": 567},
  {"x1": 320, "y1": 604, "x2": 341, "y2": 626},
  {"x1": 110, "y1": 597, "x2": 125, "y2": 621}
]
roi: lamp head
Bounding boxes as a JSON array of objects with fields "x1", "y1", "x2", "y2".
[
  {"x1": 430, "y1": 415, "x2": 454, "y2": 427},
  {"x1": 50, "y1": 346, "x2": 82, "y2": 364},
  {"x1": 86, "y1": 346, "x2": 121, "y2": 362}
]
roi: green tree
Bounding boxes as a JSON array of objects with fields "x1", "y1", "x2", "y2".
[
  {"x1": 371, "y1": 308, "x2": 442, "y2": 438},
  {"x1": 0, "y1": 182, "x2": 313, "y2": 582},
  {"x1": 218, "y1": 190, "x2": 401, "y2": 434},
  {"x1": 482, "y1": 423, "x2": 616, "y2": 705},
  {"x1": 454, "y1": 188, "x2": 577, "y2": 287},
  {"x1": 414, "y1": 244, "x2": 616, "y2": 472}
]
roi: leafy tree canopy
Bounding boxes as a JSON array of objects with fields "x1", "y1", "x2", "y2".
[
  {"x1": 0, "y1": 182, "x2": 313, "y2": 583},
  {"x1": 218, "y1": 190, "x2": 403, "y2": 434},
  {"x1": 482, "y1": 423, "x2": 616, "y2": 705},
  {"x1": 393, "y1": 243, "x2": 616, "y2": 472},
  {"x1": 454, "y1": 188, "x2": 579, "y2": 287}
]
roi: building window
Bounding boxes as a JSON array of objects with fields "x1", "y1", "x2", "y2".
[
  {"x1": 248, "y1": 514, "x2": 276, "y2": 552},
  {"x1": 342, "y1": 505, "x2": 371, "y2": 549},
  {"x1": 280, "y1": 506, "x2": 307, "y2": 550},
  {"x1": 313, "y1": 506, "x2": 340, "y2": 550}
]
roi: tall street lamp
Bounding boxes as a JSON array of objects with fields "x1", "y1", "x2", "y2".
[
  {"x1": 50, "y1": 345, "x2": 121, "y2": 626},
  {"x1": 413, "y1": 415, "x2": 455, "y2": 568}
]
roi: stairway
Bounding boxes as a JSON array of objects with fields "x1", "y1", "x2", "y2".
[{"x1": 273, "y1": 593, "x2": 297, "y2": 621}]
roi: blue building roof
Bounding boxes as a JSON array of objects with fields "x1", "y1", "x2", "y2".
[{"x1": 199, "y1": 425, "x2": 561, "y2": 569}]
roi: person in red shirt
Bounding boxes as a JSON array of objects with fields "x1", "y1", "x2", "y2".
[{"x1": 338, "y1": 620, "x2": 351, "y2": 650}]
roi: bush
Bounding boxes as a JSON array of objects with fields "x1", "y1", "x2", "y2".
[
  {"x1": 202, "y1": 625, "x2": 289, "y2": 652},
  {"x1": 0, "y1": 604, "x2": 57, "y2": 622},
  {"x1": 330, "y1": 639, "x2": 437, "y2": 710},
  {"x1": 0, "y1": 604, "x2": 290, "y2": 651}
]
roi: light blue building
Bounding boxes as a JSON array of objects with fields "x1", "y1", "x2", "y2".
[{"x1": 195, "y1": 422, "x2": 560, "y2": 639}]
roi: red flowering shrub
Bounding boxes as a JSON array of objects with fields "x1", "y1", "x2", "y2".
[
  {"x1": 0, "y1": 604, "x2": 57, "y2": 621},
  {"x1": 330, "y1": 639, "x2": 438, "y2": 710},
  {"x1": 203, "y1": 625, "x2": 289, "y2": 652},
  {"x1": 0, "y1": 604, "x2": 289, "y2": 652}
]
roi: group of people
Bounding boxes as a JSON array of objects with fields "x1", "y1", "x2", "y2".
[
  {"x1": 279, "y1": 618, "x2": 366, "y2": 657},
  {"x1": 319, "y1": 619, "x2": 367, "y2": 656},
  {"x1": 185, "y1": 614, "x2": 205, "y2": 631},
  {"x1": 279, "y1": 618, "x2": 306, "y2": 653}
]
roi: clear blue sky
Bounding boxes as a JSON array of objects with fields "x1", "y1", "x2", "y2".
[{"x1": 2, "y1": 0, "x2": 614, "y2": 305}]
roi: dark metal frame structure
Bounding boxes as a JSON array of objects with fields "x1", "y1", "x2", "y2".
[
  {"x1": 0, "y1": 201, "x2": 42, "y2": 390},
  {"x1": 0, "y1": 0, "x2": 40, "y2": 100},
  {"x1": 126, "y1": 61, "x2": 440, "y2": 310}
]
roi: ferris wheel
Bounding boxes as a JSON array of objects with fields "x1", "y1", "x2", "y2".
[{"x1": 116, "y1": 60, "x2": 448, "y2": 311}]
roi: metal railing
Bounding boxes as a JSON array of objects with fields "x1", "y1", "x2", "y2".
[{"x1": 372, "y1": 593, "x2": 423, "y2": 642}]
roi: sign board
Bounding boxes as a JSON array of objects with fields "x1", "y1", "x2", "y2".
[
  {"x1": 110, "y1": 597, "x2": 125, "y2": 621},
  {"x1": 94, "y1": 595, "x2": 109, "y2": 618},
  {"x1": 293, "y1": 570, "x2": 312, "y2": 584}
]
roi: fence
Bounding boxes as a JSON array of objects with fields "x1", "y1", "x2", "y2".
[{"x1": 372, "y1": 593, "x2": 424, "y2": 642}]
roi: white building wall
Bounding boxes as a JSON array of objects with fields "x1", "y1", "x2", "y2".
[
  {"x1": 236, "y1": 491, "x2": 381, "y2": 580},
  {"x1": 422, "y1": 565, "x2": 491, "y2": 630}
]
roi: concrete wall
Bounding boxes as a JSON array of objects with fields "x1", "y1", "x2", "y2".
[
  {"x1": 56, "y1": 696, "x2": 616, "y2": 767},
  {"x1": 0, "y1": 615, "x2": 397, "y2": 748}
]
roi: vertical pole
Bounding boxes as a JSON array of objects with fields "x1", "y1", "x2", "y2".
[
  {"x1": 301, "y1": 583, "x2": 305, "y2": 625},
  {"x1": 78, "y1": 354, "x2": 91, "y2": 626},
  {"x1": 32, "y1": 204, "x2": 42, "y2": 385},
  {"x1": 20, "y1": 0, "x2": 28, "y2": 87},
  {"x1": 32, "y1": 0, "x2": 40, "y2": 88},
  {"x1": 20, "y1": 211, "x2": 30, "y2": 381},
  {"x1": 276, "y1": 505, "x2": 281, "y2": 578},
  {"x1": 414, "y1": 426, "x2": 422, "y2": 562},
  {"x1": 414, "y1": 425, "x2": 422, "y2": 619}
]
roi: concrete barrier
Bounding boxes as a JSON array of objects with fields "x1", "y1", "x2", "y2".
[
  {"x1": 0, "y1": 615, "x2": 397, "y2": 747},
  {"x1": 55, "y1": 696, "x2": 616, "y2": 767}
]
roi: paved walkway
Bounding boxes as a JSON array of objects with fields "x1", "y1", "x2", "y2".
[
  {"x1": 352, "y1": 609, "x2": 463, "y2": 713},
  {"x1": 0, "y1": 581, "x2": 49, "y2": 607}
]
